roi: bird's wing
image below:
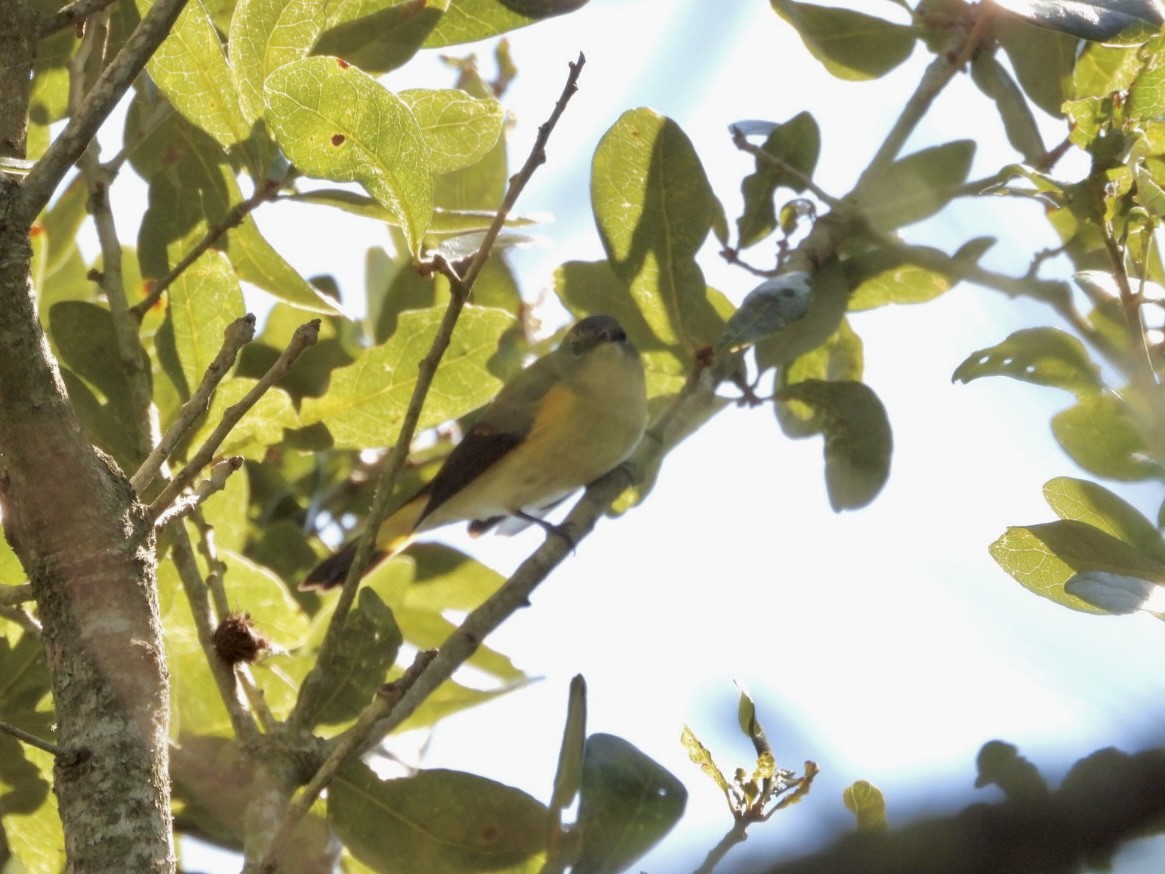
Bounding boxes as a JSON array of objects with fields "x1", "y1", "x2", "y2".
[{"x1": 417, "y1": 352, "x2": 564, "y2": 525}]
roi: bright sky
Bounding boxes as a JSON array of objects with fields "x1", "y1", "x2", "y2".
[{"x1": 84, "y1": 0, "x2": 1165, "y2": 870}]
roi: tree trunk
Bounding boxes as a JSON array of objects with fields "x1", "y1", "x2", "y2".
[{"x1": 0, "y1": 2, "x2": 174, "y2": 870}]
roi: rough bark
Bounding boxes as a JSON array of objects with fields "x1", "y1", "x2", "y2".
[{"x1": 0, "y1": 2, "x2": 174, "y2": 870}]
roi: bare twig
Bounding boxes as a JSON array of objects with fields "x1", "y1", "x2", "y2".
[
  {"x1": 254, "y1": 650, "x2": 438, "y2": 874},
  {"x1": 289, "y1": 53, "x2": 588, "y2": 734},
  {"x1": 148, "y1": 321, "x2": 318, "y2": 521},
  {"x1": 73, "y1": 11, "x2": 156, "y2": 465},
  {"x1": 132, "y1": 315, "x2": 256, "y2": 495},
  {"x1": 856, "y1": 6, "x2": 991, "y2": 190},
  {"x1": 729, "y1": 125, "x2": 844, "y2": 210},
  {"x1": 38, "y1": 0, "x2": 117, "y2": 36},
  {"x1": 693, "y1": 819, "x2": 750, "y2": 874},
  {"x1": 0, "y1": 584, "x2": 33, "y2": 606},
  {"x1": 21, "y1": 0, "x2": 192, "y2": 220},
  {"x1": 152, "y1": 456, "x2": 244, "y2": 531},
  {"x1": 0, "y1": 720, "x2": 64, "y2": 757},
  {"x1": 0, "y1": 605, "x2": 41, "y2": 637},
  {"x1": 130, "y1": 182, "x2": 280, "y2": 321},
  {"x1": 169, "y1": 529, "x2": 259, "y2": 744}
]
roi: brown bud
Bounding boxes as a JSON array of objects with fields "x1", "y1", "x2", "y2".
[{"x1": 213, "y1": 612, "x2": 269, "y2": 665}]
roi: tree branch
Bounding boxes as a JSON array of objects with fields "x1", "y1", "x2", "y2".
[
  {"x1": 37, "y1": 0, "x2": 118, "y2": 37},
  {"x1": 752, "y1": 746, "x2": 1165, "y2": 874},
  {"x1": 148, "y1": 320, "x2": 317, "y2": 521},
  {"x1": 20, "y1": 0, "x2": 191, "y2": 220},
  {"x1": 130, "y1": 181, "x2": 281, "y2": 321},
  {"x1": 289, "y1": 52, "x2": 588, "y2": 735},
  {"x1": 132, "y1": 314, "x2": 256, "y2": 496}
]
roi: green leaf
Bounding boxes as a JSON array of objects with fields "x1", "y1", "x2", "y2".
[
  {"x1": 592, "y1": 108, "x2": 727, "y2": 351},
  {"x1": 775, "y1": 379, "x2": 892, "y2": 510},
  {"x1": 229, "y1": 0, "x2": 328, "y2": 124},
  {"x1": 300, "y1": 307, "x2": 514, "y2": 448},
  {"x1": 219, "y1": 548, "x2": 311, "y2": 649},
  {"x1": 1, "y1": 746, "x2": 63, "y2": 873},
  {"x1": 139, "y1": 0, "x2": 251, "y2": 148},
  {"x1": 736, "y1": 112, "x2": 821, "y2": 247},
  {"x1": 843, "y1": 780, "x2": 887, "y2": 830},
  {"x1": 970, "y1": 53, "x2": 1046, "y2": 162},
  {"x1": 770, "y1": 0, "x2": 917, "y2": 81},
  {"x1": 186, "y1": 377, "x2": 300, "y2": 459},
  {"x1": 1043, "y1": 476, "x2": 1165, "y2": 563},
  {"x1": 1052, "y1": 392, "x2": 1160, "y2": 481},
  {"x1": 995, "y1": 14, "x2": 1078, "y2": 116},
  {"x1": 853, "y1": 140, "x2": 975, "y2": 230},
  {"x1": 264, "y1": 56, "x2": 433, "y2": 255},
  {"x1": 331, "y1": 763, "x2": 548, "y2": 873},
  {"x1": 952, "y1": 327, "x2": 1102, "y2": 397},
  {"x1": 775, "y1": 318, "x2": 864, "y2": 438},
  {"x1": 990, "y1": 519, "x2": 1165, "y2": 613},
  {"x1": 845, "y1": 249, "x2": 952, "y2": 310},
  {"x1": 303, "y1": 588, "x2": 403, "y2": 726},
  {"x1": 400, "y1": 89, "x2": 505, "y2": 175},
  {"x1": 1072, "y1": 41, "x2": 1142, "y2": 101},
  {"x1": 166, "y1": 250, "x2": 247, "y2": 397},
  {"x1": 315, "y1": 0, "x2": 442, "y2": 74},
  {"x1": 131, "y1": 106, "x2": 338, "y2": 314},
  {"x1": 48, "y1": 301, "x2": 142, "y2": 414},
  {"x1": 549, "y1": 675, "x2": 588, "y2": 813},
  {"x1": 574, "y1": 734, "x2": 687, "y2": 874},
  {"x1": 424, "y1": 0, "x2": 588, "y2": 47}
]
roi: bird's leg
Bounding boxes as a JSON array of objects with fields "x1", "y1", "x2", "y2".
[{"x1": 516, "y1": 511, "x2": 576, "y2": 550}]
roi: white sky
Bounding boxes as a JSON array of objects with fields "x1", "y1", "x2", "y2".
[{"x1": 80, "y1": 0, "x2": 1165, "y2": 871}]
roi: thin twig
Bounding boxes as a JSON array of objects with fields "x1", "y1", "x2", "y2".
[
  {"x1": 729, "y1": 125, "x2": 843, "y2": 210},
  {"x1": 855, "y1": 6, "x2": 991, "y2": 191},
  {"x1": 289, "y1": 53, "x2": 588, "y2": 735},
  {"x1": 149, "y1": 321, "x2": 318, "y2": 521},
  {"x1": 21, "y1": 0, "x2": 192, "y2": 220},
  {"x1": 0, "y1": 605, "x2": 41, "y2": 637},
  {"x1": 132, "y1": 315, "x2": 256, "y2": 495},
  {"x1": 73, "y1": 10, "x2": 156, "y2": 465},
  {"x1": 0, "y1": 584, "x2": 33, "y2": 606},
  {"x1": 130, "y1": 181, "x2": 280, "y2": 320},
  {"x1": 0, "y1": 720, "x2": 64, "y2": 757},
  {"x1": 693, "y1": 818, "x2": 749, "y2": 874},
  {"x1": 38, "y1": 0, "x2": 117, "y2": 36},
  {"x1": 253, "y1": 649, "x2": 438, "y2": 874},
  {"x1": 193, "y1": 513, "x2": 230, "y2": 623},
  {"x1": 170, "y1": 529, "x2": 259, "y2": 744},
  {"x1": 152, "y1": 456, "x2": 244, "y2": 532}
]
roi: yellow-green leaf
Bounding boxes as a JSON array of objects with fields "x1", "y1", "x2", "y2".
[
  {"x1": 229, "y1": 0, "x2": 328, "y2": 123},
  {"x1": 264, "y1": 56, "x2": 433, "y2": 255},
  {"x1": 140, "y1": 0, "x2": 251, "y2": 148},
  {"x1": 331, "y1": 763, "x2": 548, "y2": 873},
  {"x1": 300, "y1": 307, "x2": 514, "y2": 448},
  {"x1": 592, "y1": 108, "x2": 727, "y2": 351},
  {"x1": 770, "y1": 0, "x2": 916, "y2": 81},
  {"x1": 167, "y1": 251, "x2": 246, "y2": 397},
  {"x1": 401, "y1": 88, "x2": 505, "y2": 175}
]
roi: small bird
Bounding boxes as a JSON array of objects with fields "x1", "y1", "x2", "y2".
[{"x1": 302, "y1": 314, "x2": 648, "y2": 589}]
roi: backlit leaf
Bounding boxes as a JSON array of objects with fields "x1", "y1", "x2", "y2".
[
  {"x1": 770, "y1": 0, "x2": 916, "y2": 81},
  {"x1": 331, "y1": 763, "x2": 547, "y2": 873},
  {"x1": 264, "y1": 56, "x2": 433, "y2": 255},
  {"x1": 952, "y1": 328, "x2": 1102, "y2": 397}
]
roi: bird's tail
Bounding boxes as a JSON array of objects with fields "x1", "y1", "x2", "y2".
[{"x1": 299, "y1": 494, "x2": 428, "y2": 590}]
